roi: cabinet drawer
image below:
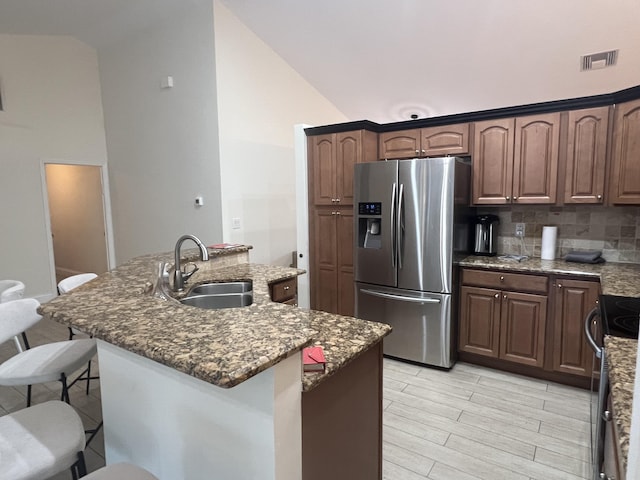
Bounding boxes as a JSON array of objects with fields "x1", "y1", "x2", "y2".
[
  {"x1": 270, "y1": 277, "x2": 297, "y2": 303},
  {"x1": 462, "y1": 269, "x2": 548, "y2": 293}
]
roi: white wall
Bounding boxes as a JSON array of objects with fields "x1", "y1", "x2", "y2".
[
  {"x1": 213, "y1": 1, "x2": 347, "y2": 266},
  {"x1": 0, "y1": 34, "x2": 108, "y2": 298},
  {"x1": 98, "y1": 1, "x2": 223, "y2": 264}
]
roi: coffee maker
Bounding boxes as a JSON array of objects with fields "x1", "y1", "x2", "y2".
[{"x1": 473, "y1": 214, "x2": 500, "y2": 256}]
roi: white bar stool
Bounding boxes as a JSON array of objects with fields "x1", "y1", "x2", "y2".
[
  {"x1": 0, "y1": 298, "x2": 97, "y2": 407},
  {"x1": 0, "y1": 279, "x2": 27, "y2": 352},
  {"x1": 0, "y1": 400, "x2": 87, "y2": 480},
  {"x1": 58, "y1": 273, "x2": 98, "y2": 339}
]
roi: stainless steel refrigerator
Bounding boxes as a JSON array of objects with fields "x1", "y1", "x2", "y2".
[{"x1": 354, "y1": 157, "x2": 473, "y2": 368}]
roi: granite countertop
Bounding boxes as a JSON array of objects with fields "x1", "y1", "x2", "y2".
[
  {"x1": 604, "y1": 335, "x2": 637, "y2": 474},
  {"x1": 458, "y1": 255, "x2": 640, "y2": 296},
  {"x1": 39, "y1": 247, "x2": 391, "y2": 392}
]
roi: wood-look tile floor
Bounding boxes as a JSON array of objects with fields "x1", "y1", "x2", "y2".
[
  {"x1": 383, "y1": 358, "x2": 592, "y2": 480},
  {"x1": 1, "y1": 318, "x2": 592, "y2": 480}
]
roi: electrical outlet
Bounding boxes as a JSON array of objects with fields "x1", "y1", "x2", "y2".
[
  {"x1": 232, "y1": 217, "x2": 241, "y2": 230},
  {"x1": 515, "y1": 223, "x2": 525, "y2": 238}
]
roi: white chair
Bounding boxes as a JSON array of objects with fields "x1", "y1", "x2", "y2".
[
  {"x1": 58, "y1": 273, "x2": 98, "y2": 340},
  {"x1": 0, "y1": 298, "x2": 97, "y2": 407},
  {"x1": 0, "y1": 400, "x2": 87, "y2": 480},
  {"x1": 0, "y1": 400, "x2": 158, "y2": 480},
  {"x1": 0, "y1": 279, "x2": 27, "y2": 352}
]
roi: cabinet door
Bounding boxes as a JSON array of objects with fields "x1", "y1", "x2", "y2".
[
  {"x1": 564, "y1": 107, "x2": 609, "y2": 204},
  {"x1": 421, "y1": 124, "x2": 470, "y2": 157},
  {"x1": 513, "y1": 113, "x2": 560, "y2": 204},
  {"x1": 609, "y1": 99, "x2": 640, "y2": 204},
  {"x1": 336, "y1": 130, "x2": 377, "y2": 205},
  {"x1": 552, "y1": 279, "x2": 599, "y2": 377},
  {"x1": 472, "y1": 118, "x2": 515, "y2": 204},
  {"x1": 459, "y1": 286, "x2": 501, "y2": 358},
  {"x1": 310, "y1": 208, "x2": 338, "y2": 313},
  {"x1": 336, "y1": 132, "x2": 360, "y2": 206},
  {"x1": 379, "y1": 129, "x2": 421, "y2": 160},
  {"x1": 336, "y1": 208, "x2": 355, "y2": 316},
  {"x1": 499, "y1": 291, "x2": 547, "y2": 367},
  {"x1": 309, "y1": 134, "x2": 336, "y2": 206}
]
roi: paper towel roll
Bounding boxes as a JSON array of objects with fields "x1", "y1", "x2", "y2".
[{"x1": 541, "y1": 226, "x2": 557, "y2": 260}]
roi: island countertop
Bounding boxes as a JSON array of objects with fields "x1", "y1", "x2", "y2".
[
  {"x1": 604, "y1": 335, "x2": 637, "y2": 475},
  {"x1": 39, "y1": 248, "x2": 391, "y2": 391},
  {"x1": 458, "y1": 256, "x2": 640, "y2": 297}
]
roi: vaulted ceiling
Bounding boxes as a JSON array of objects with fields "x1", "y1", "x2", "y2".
[{"x1": 1, "y1": 0, "x2": 639, "y2": 123}]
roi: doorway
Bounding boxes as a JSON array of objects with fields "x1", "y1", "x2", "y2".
[{"x1": 44, "y1": 164, "x2": 110, "y2": 284}]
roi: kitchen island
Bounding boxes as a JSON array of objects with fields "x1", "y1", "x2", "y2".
[{"x1": 39, "y1": 246, "x2": 391, "y2": 480}]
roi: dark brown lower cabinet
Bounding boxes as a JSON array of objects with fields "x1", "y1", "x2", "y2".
[
  {"x1": 459, "y1": 285, "x2": 546, "y2": 368},
  {"x1": 551, "y1": 278, "x2": 599, "y2": 377},
  {"x1": 458, "y1": 268, "x2": 598, "y2": 387},
  {"x1": 302, "y1": 341, "x2": 382, "y2": 480}
]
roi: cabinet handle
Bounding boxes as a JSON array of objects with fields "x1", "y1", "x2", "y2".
[
  {"x1": 415, "y1": 149, "x2": 420, "y2": 155},
  {"x1": 603, "y1": 410, "x2": 612, "y2": 421},
  {"x1": 494, "y1": 293, "x2": 499, "y2": 299},
  {"x1": 513, "y1": 196, "x2": 518, "y2": 200},
  {"x1": 597, "y1": 194, "x2": 603, "y2": 200},
  {"x1": 336, "y1": 198, "x2": 341, "y2": 203},
  {"x1": 506, "y1": 196, "x2": 511, "y2": 201},
  {"x1": 336, "y1": 211, "x2": 341, "y2": 215},
  {"x1": 331, "y1": 198, "x2": 335, "y2": 203},
  {"x1": 500, "y1": 276, "x2": 504, "y2": 282},
  {"x1": 331, "y1": 211, "x2": 336, "y2": 215},
  {"x1": 283, "y1": 286, "x2": 290, "y2": 291},
  {"x1": 558, "y1": 284, "x2": 562, "y2": 288},
  {"x1": 421, "y1": 149, "x2": 426, "y2": 155},
  {"x1": 503, "y1": 294, "x2": 507, "y2": 299}
]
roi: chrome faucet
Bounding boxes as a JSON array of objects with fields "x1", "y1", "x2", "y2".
[{"x1": 173, "y1": 234, "x2": 209, "y2": 291}]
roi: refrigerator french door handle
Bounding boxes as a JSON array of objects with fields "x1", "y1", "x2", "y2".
[
  {"x1": 391, "y1": 182, "x2": 397, "y2": 268},
  {"x1": 397, "y1": 183, "x2": 404, "y2": 269},
  {"x1": 584, "y1": 307, "x2": 602, "y2": 359},
  {"x1": 360, "y1": 289, "x2": 441, "y2": 304}
]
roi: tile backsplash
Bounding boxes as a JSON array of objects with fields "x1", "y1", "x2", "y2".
[{"x1": 479, "y1": 205, "x2": 640, "y2": 264}]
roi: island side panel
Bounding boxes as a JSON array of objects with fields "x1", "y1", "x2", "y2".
[
  {"x1": 98, "y1": 341, "x2": 302, "y2": 480},
  {"x1": 301, "y1": 341, "x2": 383, "y2": 480}
]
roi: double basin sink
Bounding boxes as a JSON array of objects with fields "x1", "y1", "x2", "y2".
[{"x1": 180, "y1": 281, "x2": 253, "y2": 310}]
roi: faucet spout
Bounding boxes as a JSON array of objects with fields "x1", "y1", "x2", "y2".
[{"x1": 173, "y1": 234, "x2": 209, "y2": 291}]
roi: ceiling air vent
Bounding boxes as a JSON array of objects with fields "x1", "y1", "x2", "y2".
[{"x1": 581, "y1": 50, "x2": 618, "y2": 71}]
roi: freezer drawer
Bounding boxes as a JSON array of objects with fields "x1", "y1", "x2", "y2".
[{"x1": 355, "y1": 282, "x2": 454, "y2": 368}]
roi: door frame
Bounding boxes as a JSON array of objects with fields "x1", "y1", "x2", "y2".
[{"x1": 40, "y1": 158, "x2": 116, "y2": 295}]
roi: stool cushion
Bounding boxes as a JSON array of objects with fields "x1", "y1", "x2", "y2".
[
  {"x1": 0, "y1": 400, "x2": 85, "y2": 480},
  {"x1": 0, "y1": 339, "x2": 97, "y2": 385},
  {"x1": 83, "y1": 463, "x2": 158, "y2": 480}
]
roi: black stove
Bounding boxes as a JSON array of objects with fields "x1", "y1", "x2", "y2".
[{"x1": 599, "y1": 294, "x2": 640, "y2": 339}]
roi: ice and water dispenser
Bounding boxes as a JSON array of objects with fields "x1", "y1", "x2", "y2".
[{"x1": 357, "y1": 202, "x2": 382, "y2": 249}]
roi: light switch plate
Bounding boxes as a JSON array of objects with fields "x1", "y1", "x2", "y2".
[{"x1": 515, "y1": 223, "x2": 525, "y2": 237}]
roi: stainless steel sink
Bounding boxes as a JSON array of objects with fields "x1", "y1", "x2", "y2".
[
  {"x1": 180, "y1": 292, "x2": 253, "y2": 309},
  {"x1": 189, "y1": 281, "x2": 252, "y2": 296},
  {"x1": 180, "y1": 281, "x2": 253, "y2": 309}
]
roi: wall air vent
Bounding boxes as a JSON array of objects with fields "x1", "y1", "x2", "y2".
[{"x1": 581, "y1": 50, "x2": 618, "y2": 71}]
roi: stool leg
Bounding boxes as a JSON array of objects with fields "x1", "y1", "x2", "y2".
[
  {"x1": 21, "y1": 332, "x2": 30, "y2": 350},
  {"x1": 86, "y1": 360, "x2": 92, "y2": 395},
  {"x1": 73, "y1": 451, "x2": 87, "y2": 478},
  {"x1": 60, "y1": 373, "x2": 70, "y2": 404}
]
